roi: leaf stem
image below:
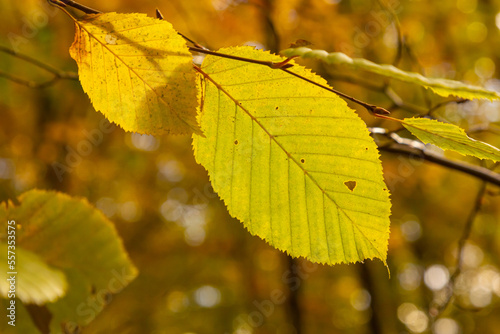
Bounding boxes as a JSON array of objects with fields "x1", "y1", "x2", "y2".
[
  {"x1": 48, "y1": 0, "x2": 101, "y2": 14},
  {"x1": 156, "y1": 9, "x2": 209, "y2": 50},
  {"x1": 49, "y1": 1, "x2": 392, "y2": 117},
  {"x1": 281, "y1": 68, "x2": 390, "y2": 116},
  {"x1": 188, "y1": 46, "x2": 278, "y2": 68},
  {"x1": 190, "y1": 46, "x2": 391, "y2": 116}
]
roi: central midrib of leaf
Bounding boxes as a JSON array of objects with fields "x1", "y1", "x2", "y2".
[
  {"x1": 75, "y1": 17, "x2": 193, "y2": 129},
  {"x1": 197, "y1": 67, "x2": 384, "y2": 260}
]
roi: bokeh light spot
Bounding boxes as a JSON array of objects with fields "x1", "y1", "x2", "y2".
[
  {"x1": 398, "y1": 303, "x2": 429, "y2": 333},
  {"x1": 130, "y1": 133, "x2": 159, "y2": 151},
  {"x1": 400, "y1": 220, "x2": 422, "y2": 242},
  {"x1": 167, "y1": 291, "x2": 189, "y2": 312},
  {"x1": 424, "y1": 265, "x2": 450, "y2": 291},
  {"x1": 350, "y1": 289, "x2": 371, "y2": 311},
  {"x1": 184, "y1": 226, "x2": 206, "y2": 246},
  {"x1": 194, "y1": 285, "x2": 221, "y2": 308},
  {"x1": 212, "y1": 0, "x2": 232, "y2": 11},
  {"x1": 469, "y1": 286, "x2": 492, "y2": 308},
  {"x1": 120, "y1": 201, "x2": 140, "y2": 222},
  {"x1": 457, "y1": 0, "x2": 477, "y2": 14},
  {"x1": 474, "y1": 57, "x2": 495, "y2": 79},
  {"x1": 433, "y1": 318, "x2": 460, "y2": 334},
  {"x1": 466, "y1": 22, "x2": 488, "y2": 43},
  {"x1": 398, "y1": 263, "x2": 422, "y2": 291},
  {"x1": 158, "y1": 160, "x2": 185, "y2": 183},
  {"x1": 495, "y1": 12, "x2": 500, "y2": 29},
  {"x1": 460, "y1": 243, "x2": 484, "y2": 268},
  {"x1": 0, "y1": 158, "x2": 15, "y2": 179},
  {"x1": 96, "y1": 197, "x2": 117, "y2": 218}
]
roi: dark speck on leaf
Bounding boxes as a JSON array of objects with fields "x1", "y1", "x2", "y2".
[
  {"x1": 300, "y1": 158, "x2": 305, "y2": 163},
  {"x1": 234, "y1": 140, "x2": 239, "y2": 145},
  {"x1": 344, "y1": 180, "x2": 357, "y2": 191}
]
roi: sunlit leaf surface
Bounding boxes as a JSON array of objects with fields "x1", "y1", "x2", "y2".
[
  {"x1": 70, "y1": 12, "x2": 201, "y2": 135},
  {"x1": 193, "y1": 46, "x2": 391, "y2": 266}
]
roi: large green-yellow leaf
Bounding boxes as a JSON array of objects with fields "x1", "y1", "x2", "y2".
[
  {"x1": 281, "y1": 47, "x2": 500, "y2": 101},
  {"x1": 0, "y1": 245, "x2": 67, "y2": 304},
  {"x1": 0, "y1": 190, "x2": 138, "y2": 333},
  {"x1": 402, "y1": 117, "x2": 500, "y2": 161},
  {"x1": 70, "y1": 12, "x2": 200, "y2": 135},
  {"x1": 193, "y1": 46, "x2": 391, "y2": 266}
]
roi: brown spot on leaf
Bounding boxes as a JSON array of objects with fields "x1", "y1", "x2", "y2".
[
  {"x1": 234, "y1": 140, "x2": 239, "y2": 145},
  {"x1": 300, "y1": 158, "x2": 305, "y2": 163},
  {"x1": 344, "y1": 180, "x2": 357, "y2": 192}
]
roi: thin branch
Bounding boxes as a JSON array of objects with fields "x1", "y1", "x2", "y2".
[
  {"x1": 48, "y1": 0, "x2": 392, "y2": 117},
  {"x1": 0, "y1": 70, "x2": 77, "y2": 88},
  {"x1": 48, "y1": 0, "x2": 101, "y2": 14},
  {"x1": 1, "y1": 45, "x2": 68, "y2": 75},
  {"x1": 372, "y1": 129, "x2": 500, "y2": 187},
  {"x1": 261, "y1": 0, "x2": 281, "y2": 53},
  {"x1": 429, "y1": 181, "x2": 488, "y2": 319},
  {"x1": 375, "y1": 0, "x2": 403, "y2": 66},
  {"x1": 188, "y1": 46, "x2": 280, "y2": 68},
  {"x1": 189, "y1": 46, "x2": 390, "y2": 115},
  {"x1": 0, "y1": 45, "x2": 78, "y2": 88},
  {"x1": 286, "y1": 257, "x2": 302, "y2": 334},
  {"x1": 156, "y1": 9, "x2": 208, "y2": 50},
  {"x1": 281, "y1": 68, "x2": 390, "y2": 116}
]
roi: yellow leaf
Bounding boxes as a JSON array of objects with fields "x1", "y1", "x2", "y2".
[
  {"x1": 194, "y1": 47, "x2": 391, "y2": 266},
  {"x1": 70, "y1": 12, "x2": 201, "y2": 135}
]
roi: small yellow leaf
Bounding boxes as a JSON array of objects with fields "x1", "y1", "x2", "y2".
[{"x1": 70, "y1": 12, "x2": 201, "y2": 135}]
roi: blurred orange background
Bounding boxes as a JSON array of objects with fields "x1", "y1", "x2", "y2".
[{"x1": 1, "y1": 0, "x2": 500, "y2": 333}]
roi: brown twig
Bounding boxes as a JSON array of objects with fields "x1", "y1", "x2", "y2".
[
  {"x1": 428, "y1": 181, "x2": 488, "y2": 319},
  {"x1": 0, "y1": 45, "x2": 78, "y2": 88},
  {"x1": 373, "y1": 129, "x2": 500, "y2": 187},
  {"x1": 156, "y1": 9, "x2": 208, "y2": 50},
  {"x1": 281, "y1": 68, "x2": 390, "y2": 115},
  {"x1": 375, "y1": 0, "x2": 403, "y2": 66},
  {"x1": 48, "y1": 0, "x2": 101, "y2": 14}
]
